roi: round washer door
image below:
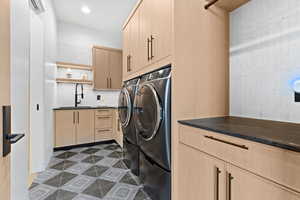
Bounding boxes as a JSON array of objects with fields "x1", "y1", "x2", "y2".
[
  {"x1": 134, "y1": 83, "x2": 162, "y2": 141},
  {"x1": 118, "y1": 88, "x2": 132, "y2": 128}
]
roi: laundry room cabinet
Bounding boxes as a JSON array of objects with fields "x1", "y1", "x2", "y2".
[
  {"x1": 55, "y1": 109, "x2": 94, "y2": 147},
  {"x1": 93, "y1": 46, "x2": 122, "y2": 90},
  {"x1": 179, "y1": 144, "x2": 226, "y2": 200},
  {"x1": 178, "y1": 125, "x2": 300, "y2": 200},
  {"x1": 123, "y1": 9, "x2": 140, "y2": 78},
  {"x1": 122, "y1": 0, "x2": 172, "y2": 80}
]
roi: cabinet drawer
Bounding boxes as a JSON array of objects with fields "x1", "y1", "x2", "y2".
[
  {"x1": 95, "y1": 109, "x2": 112, "y2": 116},
  {"x1": 179, "y1": 125, "x2": 300, "y2": 192},
  {"x1": 95, "y1": 116, "x2": 113, "y2": 129},
  {"x1": 95, "y1": 129, "x2": 112, "y2": 141}
]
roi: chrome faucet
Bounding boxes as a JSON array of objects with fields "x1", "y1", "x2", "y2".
[{"x1": 75, "y1": 83, "x2": 84, "y2": 107}]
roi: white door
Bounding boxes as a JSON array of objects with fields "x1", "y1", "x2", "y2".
[{"x1": 0, "y1": 0, "x2": 12, "y2": 198}]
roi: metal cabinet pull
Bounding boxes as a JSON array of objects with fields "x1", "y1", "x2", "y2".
[
  {"x1": 126, "y1": 55, "x2": 129, "y2": 72},
  {"x1": 215, "y1": 167, "x2": 221, "y2": 200},
  {"x1": 128, "y1": 55, "x2": 131, "y2": 72},
  {"x1": 97, "y1": 129, "x2": 111, "y2": 132},
  {"x1": 147, "y1": 38, "x2": 151, "y2": 61},
  {"x1": 204, "y1": 135, "x2": 249, "y2": 150},
  {"x1": 107, "y1": 78, "x2": 109, "y2": 88},
  {"x1": 77, "y1": 111, "x2": 80, "y2": 124},
  {"x1": 117, "y1": 119, "x2": 120, "y2": 131},
  {"x1": 110, "y1": 78, "x2": 112, "y2": 88},
  {"x1": 226, "y1": 172, "x2": 234, "y2": 200},
  {"x1": 150, "y1": 35, "x2": 154, "y2": 59},
  {"x1": 73, "y1": 112, "x2": 75, "y2": 124}
]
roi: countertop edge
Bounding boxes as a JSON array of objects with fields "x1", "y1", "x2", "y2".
[
  {"x1": 178, "y1": 120, "x2": 300, "y2": 153},
  {"x1": 53, "y1": 107, "x2": 119, "y2": 111}
]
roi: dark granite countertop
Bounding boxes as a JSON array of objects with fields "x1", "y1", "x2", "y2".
[
  {"x1": 53, "y1": 106, "x2": 118, "y2": 110},
  {"x1": 178, "y1": 116, "x2": 300, "y2": 153}
]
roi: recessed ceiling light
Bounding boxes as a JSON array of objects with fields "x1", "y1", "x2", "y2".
[{"x1": 81, "y1": 6, "x2": 91, "y2": 14}]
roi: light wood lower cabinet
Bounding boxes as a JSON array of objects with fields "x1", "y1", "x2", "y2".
[
  {"x1": 55, "y1": 109, "x2": 123, "y2": 148},
  {"x1": 94, "y1": 109, "x2": 113, "y2": 142},
  {"x1": 178, "y1": 125, "x2": 300, "y2": 200},
  {"x1": 55, "y1": 110, "x2": 94, "y2": 147},
  {"x1": 76, "y1": 110, "x2": 95, "y2": 145},
  {"x1": 114, "y1": 110, "x2": 123, "y2": 147},
  {"x1": 227, "y1": 164, "x2": 300, "y2": 200},
  {"x1": 179, "y1": 144, "x2": 226, "y2": 200},
  {"x1": 55, "y1": 110, "x2": 77, "y2": 147}
]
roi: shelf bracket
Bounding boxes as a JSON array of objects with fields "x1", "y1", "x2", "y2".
[{"x1": 205, "y1": 0, "x2": 219, "y2": 9}]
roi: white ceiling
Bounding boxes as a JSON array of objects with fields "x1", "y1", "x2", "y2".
[{"x1": 52, "y1": 0, "x2": 138, "y2": 33}]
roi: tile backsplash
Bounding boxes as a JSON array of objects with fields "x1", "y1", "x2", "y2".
[
  {"x1": 56, "y1": 83, "x2": 120, "y2": 107},
  {"x1": 230, "y1": 0, "x2": 300, "y2": 123}
]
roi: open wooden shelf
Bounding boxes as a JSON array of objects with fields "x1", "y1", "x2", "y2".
[
  {"x1": 56, "y1": 78, "x2": 93, "y2": 85},
  {"x1": 56, "y1": 62, "x2": 93, "y2": 71}
]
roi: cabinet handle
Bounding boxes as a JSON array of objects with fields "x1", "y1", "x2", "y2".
[
  {"x1": 226, "y1": 172, "x2": 234, "y2": 200},
  {"x1": 128, "y1": 55, "x2": 131, "y2": 71},
  {"x1": 110, "y1": 78, "x2": 112, "y2": 88},
  {"x1": 150, "y1": 35, "x2": 154, "y2": 59},
  {"x1": 107, "y1": 78, "x2": 109, "y2": 88},
  {"x1": 97, "y1": 116, "x2": 111, "y2": 119},
  {"x1": 215, "y1": 167, "x2": 221, "y2": 200},
  {"x1": 117, "y1": 119, "x2": 120, "y2": 131},
  {"x1": 204, "y1": 135, "x2": 249, "y2": 150},
  {"x1": 77, "y1": 111, "x2": 79, "y2": 124},
  {"x1": 97, "y1": 129, "x2": 111, "y2": 132},
  {"x1": 147, "y1": 38, "x2": 151, "y2": 61},
  {"x1": 73, "y1": 112, "x2": 75, "y2": 124},
  {"x1": 126, "y1": 55, "x2": 129, "y2": 72}
]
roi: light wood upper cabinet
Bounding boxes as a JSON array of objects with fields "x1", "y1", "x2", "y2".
[
  {"x1": 93, "y1": 46, "x2": 122, "y2": 90},
  {"x1": 123, "y1": 10, "x2": 140, "y2": 78},
  {"x1": 122, "y1": 0, "x2": 172, "y2": 79},
  {"x1": 139, "y1": 0, "x2": 152, "y2": 68},
  {"x1": 76, "y1": 110, "x2": 95, "y2": 145},
  {"x1": 123, "y1": 24, "x2": 131, "y2": 77},
  {"x1": 109, "y1": 50, "x2": 123, "y2": 89},
  {"x1": 151, "y1": 0, "x2": 172, "y2": 63},
  {"x1": 93, "y1": 48, "x2": 110, "y2": 89},
  {"x1": 55, "y1": 110, "x2": 76, "y2": 147}
]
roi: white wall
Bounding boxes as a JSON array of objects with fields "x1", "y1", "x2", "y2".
[
  {"x1": 10, "y1": 0, "x2": 30, "y2": 199},
  {"x1": 56, "y1": 21, "x2": 120, "y2": 108},
  {"x1": 40, "y1": 0, "x2": 57, "y2": 167},
  {"x1": 230, "y1": 0, "x2": 300, "y2": 123},
  {"x1": 30, "y1": 10, "x2": 45, "y2": 173},
  {"x1": 58, "y1": 21, "x2": 122, "y2": 65}
]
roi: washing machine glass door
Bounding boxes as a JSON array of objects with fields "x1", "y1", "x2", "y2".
[
  {"x1": 135, "y1": 83, "x2": 162, "y2": 141},
  {"x1": 118, "y1": 88, "x2": 132, "y2": 128}
]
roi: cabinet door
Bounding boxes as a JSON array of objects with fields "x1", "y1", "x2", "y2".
[
  {"x1": 179, "y1": 143, "x2": 226, "y2": 200},
  {"x1": 129, "y1": 10, "x2": 140, "y2": 73},
  {"x1": 76, "y1": 110, "x2": 95, "y2": 145},
  {"x1": 151, "y1": 0, "x2": 172, "y2": 62},
  {"x1": 55, "y1": 110, "x2": 76, "y2": 147},
  {"x1": 93, "y1": 48, "x2": 109, "y2": 89},
  {"x1": 139, "y1": 0, "x2": 153, "y2": 68},
  {"x1": 123, "y1": 24, "x2": 131, "y2": 78},
  {"x1": 109, "y1": 50, "x2": 122, "y2": 89},
  {"x1": 227, "y1": 164, "x2": 300, "y2": 200}
]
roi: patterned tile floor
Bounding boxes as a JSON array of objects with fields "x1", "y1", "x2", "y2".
[{"x1": 29, "y1": 142, "x2": 151, "y2": 200}]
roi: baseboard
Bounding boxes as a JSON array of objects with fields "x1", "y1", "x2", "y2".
[{"x1": 53, "y1": 140, "x2": 115, "y2": 151}]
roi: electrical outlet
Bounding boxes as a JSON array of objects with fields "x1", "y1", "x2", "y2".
[{"x1": 97, "y1": 95, "x2": 101, "y2": 101}]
